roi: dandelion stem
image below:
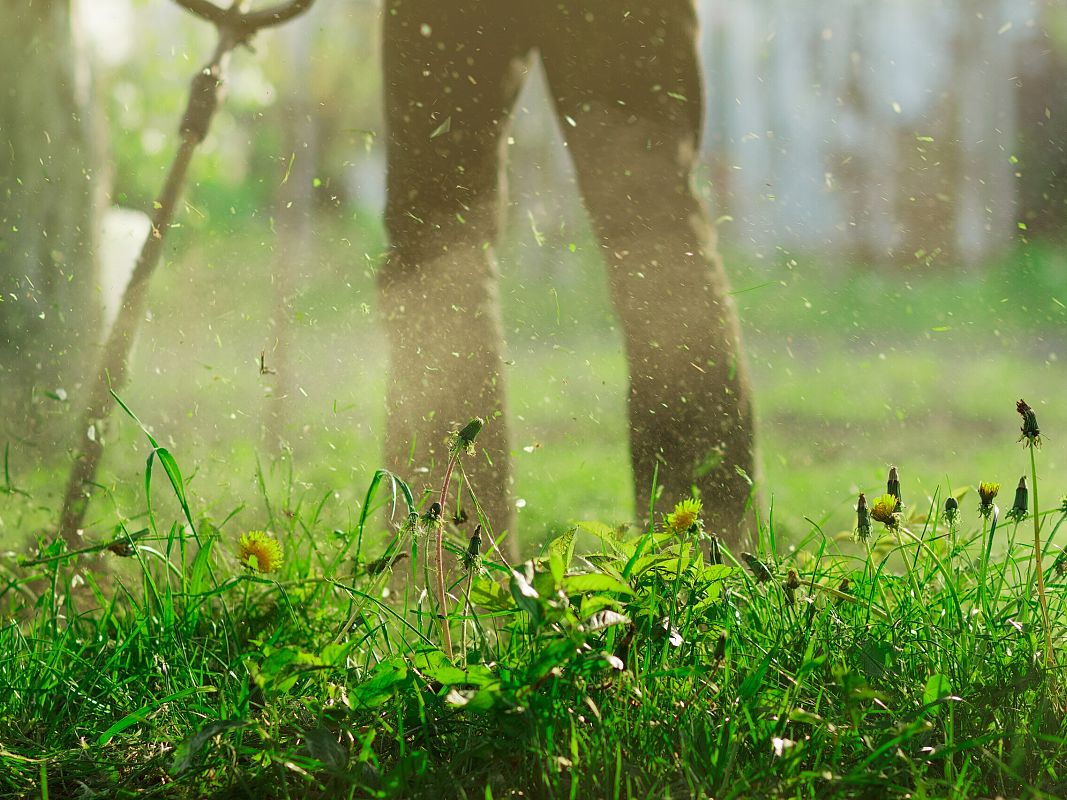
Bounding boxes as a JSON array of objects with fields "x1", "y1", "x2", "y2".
[
  {"x1": 665, "y1": 538, "x2": 688, "y2": 661},
  {"x1": 457, "y1": 461, "x2": 512, "y2": 570},
  {"x1": 439, "y1": 452, "x2": 459, "y2": 513},
  {"x1": 460, "y1": 568, "x2": 475, "y2": 657},
  {"x1": 435, "y1": 451, "x2": 460, "y2": 660},
  {"x1": 1029, "y1": 445, "x2": 1053, "y2": 667},
  {"x1": 977, "y1": 510, "x2": 996, "y2": 619}
]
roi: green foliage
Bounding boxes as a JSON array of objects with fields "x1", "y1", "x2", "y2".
[{"x1": 2, "y1": 404, "x2": 1067, "y2": 799}]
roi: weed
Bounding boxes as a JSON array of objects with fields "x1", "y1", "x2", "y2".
[{"x1": 0, "y1": 399, "x2": 1065, "y2": 798}]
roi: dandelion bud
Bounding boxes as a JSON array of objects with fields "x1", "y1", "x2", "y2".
[
  {"x1": 944, "y1": 496, "x2": 959, "y2": 525},
  {"x1": 978, "y1": 482, "x2": 999, "y2": 519},
  {"x1": 1007, "y1": 476, "x2": 1028, "y2": 522},
  {"x1": 855, "y1": 492, "x2": 872, "y2": 542},
  {"x1": 887, "y1": 466, "x2": 902, "y2": 511},
  {"x1": 107, "y1": 540, "x2": 136, "y2": 557},
  {"x1": 462, "y1": 525, "x2": 482, "y2": 572},
  {"x1": 1016, "y1": 399, "x2": 1041, "y2": 448},
  {"x1": 453, "y1": 417, "x2": 485, "y2": 455},
  {"x1": 1053, "y1": 550, "x2": 1067, "y2": 577},
  {"x1": 707, "y1": 533, "x2": 722, "y2": 566},
  {"x1": 468, "y1": 526, "x2": 482, "y2": 556},
  {"x1": 741, "y1": 552, "x2": 773, "y2": 583},
  {"x1": 783, "y1": 569, "x2": 801, "y2": 606},
  {"x1": 366, "y1": 551, "x2": 409, "y2": 576}
]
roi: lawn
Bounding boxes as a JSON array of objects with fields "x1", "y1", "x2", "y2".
[
  {"x1": 2, "y1": 218, "x2": 1066, "y2": 798},
  {"x1": 1, "y1": 400, "x2": 1065, "y2": 798},
  {"x1": 4, "y1": 218, "x2": 1065, "y2": 549}
]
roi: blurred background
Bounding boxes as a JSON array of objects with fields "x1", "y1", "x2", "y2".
[{"x1": 2, "y1": 0, "x2": 1065, "y2": 551}]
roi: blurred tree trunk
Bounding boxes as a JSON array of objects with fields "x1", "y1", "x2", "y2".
[
  {"x1": 0, "y1": 0, "x2": 100, "y2": 440},
  {"x1": 953, "y1": 0, "x2": 1019, "y2": 265},
  {"x1": 266, "y1": 21, "x2": 317, "y2": 452},
  {"x1": 1016, "y1": 0, "x2": 1067, "y2": 240}
]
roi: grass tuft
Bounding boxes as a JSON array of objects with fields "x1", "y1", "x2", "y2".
[{"x1": 1, "y1": 402, "x2": 1066, "y2": 799}]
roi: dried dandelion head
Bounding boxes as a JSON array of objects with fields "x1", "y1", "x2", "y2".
[
  {"x1": 783, "y1": 569, "x2": 801, "y2": 606},
  {"x1": 1006, "y1": 476, "x2": 1028, "y2": 523},
  {"x1": 423, "y1": 501, "x2": 443, "y2": 527},
  {"x1": 886, "y1": 466, "x2": 902, "y2": 511},
  {"x1": 462, "y1": 525, "x2": 483, "y2": 572},
  {"x1": 943, "y1": 496, "x2": 959, "y2": 526},
  {"x1": 855, "y1": 492, "x2": 872, "y2": 543},
  {"x1": 450, "y1": 417, "x2": 485, "y2": 456},
  {"x1": 741, "y1": 552, "x2": 773, "y2": 583},
  {"x1": 237, "y1": 530, "x2": 284, "y2": 574},
  {"x1": 1016, "y1": 399, "x2": 1041, "y2": 448},
  {"x1": 107, "y1": 540, "x2": 137, "y2": 558}
]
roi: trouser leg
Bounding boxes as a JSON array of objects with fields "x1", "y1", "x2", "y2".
[
  {"x1": 380, "y1": 1, "x2": 530, "y2": 553},
  {"x1": 539, "y1": 0, "x2": 758, "y2": 544}
]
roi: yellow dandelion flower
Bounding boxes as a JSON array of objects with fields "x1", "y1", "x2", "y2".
[
  {"x1": 666, "y1": 497, "x2": 702, "y2": 534},
  {"x1": 869, "y1": 494, "x2": 900, "y2": 528},
  {"x1": 237, "y1": 530, "x2": 284, "y2": 573}
]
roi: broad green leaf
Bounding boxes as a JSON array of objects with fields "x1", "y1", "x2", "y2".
[
  {"x1": 547, "y1": 528, "x2": 576, "y2": 564},
  {"x1": 445, "y1": 683, "x2": 500, "y2": 711},
  {"x1": 578, "y1": 593, "x2": 624, "y2": 618},
  {"x1": 509, "y1": 566, "x2": 544, "y2": 630},
  {"x1": 546, "y1": 529, "x2": 575, "y2": 584},
  {"x1": 627, "y1": 552, "x2": 694, "y2": 579},
  {"x1": 562, "y1": 573, "x2": 633, "y2": 596},
  {"x1": 350, "y1": 661, "x2": 409, "y2": 709},
  {"x1": 533, "y1": 569, "x2": 559, "y2": 598},
  {"x1": 415, "y1": 649, "x2": 497, "y2": 687},
  {"x1": 469, "y1": 577, "x2": 513, "y2": 612},
  {"x1": 702, "y1": 564, "x2": 737, "y2": 582},
  {"x1": 857, "y1": 639, "x2": 891, "y2": 682},
  {"x1": 575, "y1": 521, "x2": 619, "y2": 541},
  {"x1": 548, "y1": 550, "x2": 566, "y2": 585}
]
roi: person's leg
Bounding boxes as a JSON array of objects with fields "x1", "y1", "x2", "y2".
[
  {"x1": 380, "y1": 1, "x2": 530, "y2": 551},
  {"x1": 538, "y1": 0, "x2": 758, "y2": 544}
]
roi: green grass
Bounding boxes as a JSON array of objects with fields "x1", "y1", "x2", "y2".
[
  {"x1": 4, "y1": 222, "x2": 1067, "y2": 549},
  {"x1": 3, "y1": 223, "x2": 1067, "y2": 796},
  {"x1": 2, "y1": 401, "x2": 1066, "y2": 798}
]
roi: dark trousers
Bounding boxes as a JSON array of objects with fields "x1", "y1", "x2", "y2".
[{"x1": 379, "y1": 0, "x2": 757, "y2": 550}]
